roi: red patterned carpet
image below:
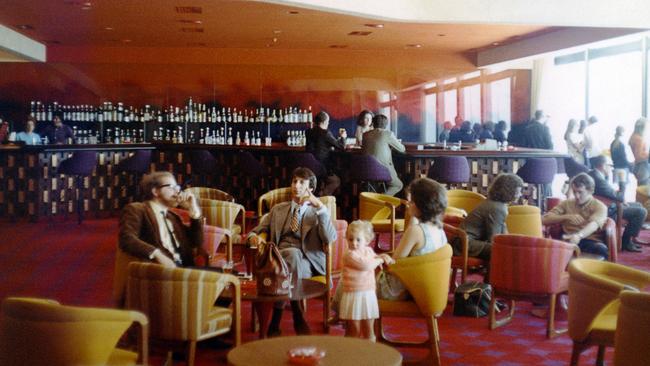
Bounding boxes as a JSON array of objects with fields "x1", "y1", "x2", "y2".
[{"x1": 1, "y1": 218, "x2": 649, "y2": 365}]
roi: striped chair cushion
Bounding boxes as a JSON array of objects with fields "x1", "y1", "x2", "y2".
[
  {"x1": 200, "y1": 199, "x2": 245, "y2": 243},
  {"x1": 491, "y1": 234, "x2": 574, "y2": 294},
  {"x1": 186, "y1": 187, "x2": 234, "y2": 202}
]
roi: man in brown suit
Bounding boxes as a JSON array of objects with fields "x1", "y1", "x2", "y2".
[{"x1": 119, "y1": 171, "x2": 203, "y2": 267}]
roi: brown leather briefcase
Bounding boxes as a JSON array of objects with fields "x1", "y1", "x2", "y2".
[{"x1": 255, "y1": 242, "x2": 292, "y2": 296}]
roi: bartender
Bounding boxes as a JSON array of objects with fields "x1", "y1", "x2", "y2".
[{"x1": 44, "y1": 112, "x2": 74, "y2": 144}]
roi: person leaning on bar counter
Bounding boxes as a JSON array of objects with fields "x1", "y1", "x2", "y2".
[
  {"x1": 305, "y1": 111, "x2": 346, "y2": 196},
  {"x1": 43, "y1": 112, "x2": 75, "y2": 144},
  {"x1": 362, "y1": 114, "x2": 406, "y2": 196},
  {"x1": 14, "y1": 116, "x2": 41, "y2": 145}
]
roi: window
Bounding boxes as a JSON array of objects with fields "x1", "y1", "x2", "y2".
[
  {"x1": 425, "y1": 93, "x2": 437, "y2": 141},
  {"x1": 462, "y1": 84, "x2": 481, "y2": 123},
  {"x1": 444, "y1": 89, "x2": 457, "y2": 123},
  {"x1": 490, "y1": 78, "x2": 510, "y2": 124},
  {"x1": 588, "y1": 48, "x2": 642, "y2": 155}
]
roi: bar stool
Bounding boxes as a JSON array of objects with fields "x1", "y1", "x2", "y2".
[
  {"x1": 516, "y1": 158, "x2": 557, "y2": 210},
  {"x1": 57, "y1": 150, "x2": 97, "y2": 224},
  {"x1": 115, "y1": 149, "x2": 152, "y2": 200},
  {"x1": 288, "y1": 152, "x2": 327, "y2": 193},
  {"x1": 189, "y1": 149, "x2": 220, "y2": 186},
  {"x1": 563, "y1": 157, "x2": 589, "y2": 179},
  {"x1": 348, "y1": 154, "x2": 391, "y2": 193},
  {"x1": 427, "y1": 156, "x2": 470, "y2": 188}
]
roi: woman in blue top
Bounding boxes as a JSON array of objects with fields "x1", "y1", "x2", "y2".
[{"x1": 15, "y1": 117, "x2": 41, "y2": 145}]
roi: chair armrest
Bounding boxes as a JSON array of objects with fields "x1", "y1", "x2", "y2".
[
  {"x1": 444, "y1": 223, "x2": 468, "y2": 275},
  {"x1": 129, "y1": 310, "x2": 149, "y2": 366},
  {"x1": 219, "y1": 274, "x2": 241, "y2": 346}
]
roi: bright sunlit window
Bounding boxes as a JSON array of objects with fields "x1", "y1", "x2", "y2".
[
  {"x1": 444, "y1": 89, "x2": 457, "y2": 123},
  {"x1": 490, "y1": 78, "x2": 510, "y2": 124},
  {"x1": 462, "y1": 84, "x2": 481, "y2": 123}
]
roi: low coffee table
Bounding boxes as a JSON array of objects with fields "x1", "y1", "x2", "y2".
[
  {"x1": 231, "y1": 278, "x2": 328, "y2": 339},
  {"x1": 227, "y1": 335, "x2": 403, "y2": 366}
]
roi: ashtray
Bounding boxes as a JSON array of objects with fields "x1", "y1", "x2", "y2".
[{"x1": 287, "y1": 346, "x2": 326, "y2": 365}]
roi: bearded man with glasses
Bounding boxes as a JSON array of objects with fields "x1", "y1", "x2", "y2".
[{"x1": 119, "y1": 171, "x2": 203, "y2": 267}]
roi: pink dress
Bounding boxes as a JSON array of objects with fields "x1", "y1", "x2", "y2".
[{"x1": 339, "y1": 246, "x2": 380, "y2": 320}]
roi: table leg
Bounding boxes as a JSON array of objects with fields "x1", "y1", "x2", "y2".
[{"x1": 253, "y1": 302, "x2": 273, "y2": 339}]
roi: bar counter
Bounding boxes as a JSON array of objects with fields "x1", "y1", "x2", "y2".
[{"x1": 0, "y1": 142, "x2": 566, "y2": 221}]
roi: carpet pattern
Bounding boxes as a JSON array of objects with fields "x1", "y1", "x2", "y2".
[{"x1": 1, "y1": 218, "x2": 649, "y2": 365}]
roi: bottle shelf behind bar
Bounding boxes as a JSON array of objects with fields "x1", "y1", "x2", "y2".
[{"x1": 29, "y1": 98, "x2": 313, "y2": 145}]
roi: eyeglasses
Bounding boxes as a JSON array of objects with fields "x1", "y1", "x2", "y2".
[{"x1": 158, "y1": 183, "x2": 181, "y2": 192}]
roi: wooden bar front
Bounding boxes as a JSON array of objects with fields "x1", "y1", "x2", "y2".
[{"x1": 0, "y1": 143, "x2": 566, "y2": 221}]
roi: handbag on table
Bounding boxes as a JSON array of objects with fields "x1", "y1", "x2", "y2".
[{"x1": 255, "y1": 241, "x2": 292, "y2": 296}]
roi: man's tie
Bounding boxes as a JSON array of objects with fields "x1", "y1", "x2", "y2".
[
  {"x1": 162, "y1": 211, "x2": 183, "y2": 266},
  {"x1": 290, "y1": 206, "x2": 300, "y2": 233}
]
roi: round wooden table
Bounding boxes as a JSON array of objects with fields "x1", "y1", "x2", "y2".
[
  {"x1": 227, "y1": 335, "x2": 402, "y2": 366},
  {"x1": 229, "y1": 278, "x2": 328, "y2": 339}
]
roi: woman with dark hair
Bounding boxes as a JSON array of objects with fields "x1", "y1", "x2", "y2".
[
  {"x1": 354, "y1": 110, "x2": 374, "y2": 146},
  {"x1": 458, "y1": 173, "x2": 524, "y2": 262},
  {"x1": 377, "y1": 177, "x2": 448, "y2": 300}
]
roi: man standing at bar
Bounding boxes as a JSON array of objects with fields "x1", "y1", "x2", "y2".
[
  {"x1": 362, "y1": 114, "x2": 406, "y2": 196},
  {"x1": 43, "y1": 112, "x2": 75, "y2": 144},
  {"x1": 247, "y1": 167, "x2": 337, "y2": 336},
  {"x1": 305, "y1": 111, "x2": 346, "y2": 195},
  {"x1": 523, "y1": 110, "x2": 553, "y2": 150},
  {"x1": 119, "y1": 171, "x2": 203, "y2": 267}
]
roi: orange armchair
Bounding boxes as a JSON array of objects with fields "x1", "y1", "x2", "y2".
[
  {"x1": 376, "y1": 245, "x2": 452, "y2": 366},
  {"x1": 568, "y1": 259, "x2": 650, "y2": 366},
  {"x1": 489, "y1": 234, "x2": 575, "y2": 338},
  {"x1": 199, "y1": 198, "x2": 246, "y2": 262},
  {"x1": 614, "y1": 291, "x2": 650, "y2": 366},
  {"x1": 0, "y1": 297, "x2": 148, "y2": 366}
]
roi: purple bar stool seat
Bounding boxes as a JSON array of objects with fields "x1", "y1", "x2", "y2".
[
  {"x1": 288, "y1": 152, "x2": 327, "y2": 177},
  {"x1": 349, "y1": 154, "x2": 391, "y2": 193},
  {"x1": 115, "y1": 150, "x2": 152, "y2": 199},
  {"x1": 563, "y1": 157, "x2": 589, "y2": 178},
  {"x1": 517, "y1": 158, "x2": 558, "y2": 210},
  {"x1": 288, "y1": 152, "x2": 328, "y2": 194},
  {"x1": 427, "y1": 156, "x2": 470, "y2": 187},
  {"x1": 57, "y1": 150, "x2": 97, "y2": 224},
  {"x1": 189, "y1": 149, "x2": 220, "y2": 186}
]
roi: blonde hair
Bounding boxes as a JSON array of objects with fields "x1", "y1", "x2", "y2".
[{"x1": 347, "y1": 220, "x2": 375, "y2": 242}]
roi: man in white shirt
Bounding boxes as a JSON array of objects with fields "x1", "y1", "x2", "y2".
[{"x1": 119, "y1": 171, "x2": 203, "y2": 268}]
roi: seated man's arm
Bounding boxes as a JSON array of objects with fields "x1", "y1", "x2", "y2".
[
  {"x1": 314, "y1": 202, "x2": 337, "y2": 245},
  {"x1": 247, "y1": 210, "x2": 271, "y2": 246},
  {"x1": 119, "y1": 204, "x2": 158, "y2": 259},
  {"x1": 542, "y1": 203, "x2": 569, "y2": 225}
]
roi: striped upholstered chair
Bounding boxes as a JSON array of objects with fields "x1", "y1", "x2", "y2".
[
  {"x1": 1, "y1": 297, "x2": 149, "y2": 366},
  {"x1": 257, "y1": 187, "x2": 293, "y2": 217},
  {"x1": 568, "y1": 259, "x2": 650, "y2": 366},
  {"x1": 126, "y1": 262, "x2": 241, "y2": 366},
  {"x1": 186, "y1": 186, "x2": 235, "y2": 202},
  {"x1": 377, "y1": 245, "x2": 452, "y2": 366},
  {"x1": 489, "y1": 234, "x2": 576, "y2": 338},
  {"x1": 199, "y1": 198, "x2": 246, "y2": 263}
]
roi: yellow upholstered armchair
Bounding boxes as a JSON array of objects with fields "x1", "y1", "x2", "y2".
[
  {"x1": 0, "y1": 297, "x2": 149, "y2": 366},
  {"x1": 127, "y1": 262, "x2": 241, "y2": 366},
  {"x1": 359, "y1": 192, "x2": 408, "y2": 252},
  {"x1": 614, "y1": 291, "x2": 650, "y2": 366},
  {"x1": 568, "y1": 259, "x2": 650, "y2": 366},
  {"x1": 447, "y1": 189, "x2": 486, "y2": 214},
  {"x1": 186, "y1": 186, "x2": 235, "y2": 202},
  {"x1": 199, "y1": 198, "x2": 246, "y2": 262},
  {"x1": 376, "y1": 245, "x2": 452, "y2": 366},
  {"x1": 506, "y1": 204, "x2": 543, "y2": 237}
]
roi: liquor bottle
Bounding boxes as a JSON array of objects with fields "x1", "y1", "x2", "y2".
[
  {"x1": 226, "y1": 127, "x2": 233, "y2": 145},
  {"x1": 189, "y1": 130, "x2": 195, "y2": 143},
  {"x1": 244, "y1": 131, "x2": 250, "y2": 146},
  {"x1": 255, "y1": 131, "x2": 261, "y2": 146},
  {"x1": 235, "y1": 131, "x2": 241, "y2": 145}
]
